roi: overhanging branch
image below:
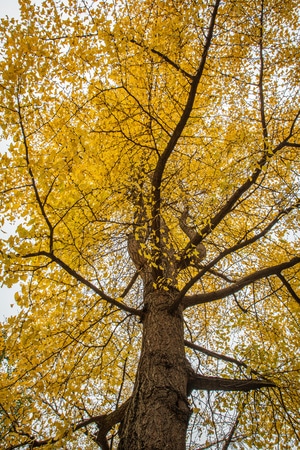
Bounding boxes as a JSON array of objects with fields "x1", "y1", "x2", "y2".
[
  {"x1": 22, "y1": 251, "x2": 142, "y2": 316},
  {"x1": 182, "y1": 257, "x2": 300, "y2": 309},
  {"x1": 188, "y1": 374, "x2": 276, "y2": 393},
  {"x1": 6, "y1": 399, "x2": 130, "y2": 450}
]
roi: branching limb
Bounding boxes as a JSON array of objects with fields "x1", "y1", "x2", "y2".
[
  {"x1": 183, "y1": 110, "x2": 300, "y2": 253},
  {"x1": 122, "y1": 85, "x2": 172, "y2": 137},
  {"x1": 5, "y1": 399, "x2": 131, "y2": 450},
  {"x1": 182, "y1": 257, "x2": 300, "y2": 309},
  {"x1": 170, "y1": 200, "x2": 300, "y2": 311},
  {"x1": 151, "y1": 0, "x2": 221, "y2": 266},
  {"x1": 22, "y1": 251, "x2": 142, "y2": 316},
  {"x1": 184, "y1": 340, "x2": 271, "y2": 382}
]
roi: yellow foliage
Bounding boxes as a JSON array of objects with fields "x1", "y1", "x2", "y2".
[{"x1": 0, "y1": 0, "x2": 299, "y2": 448}]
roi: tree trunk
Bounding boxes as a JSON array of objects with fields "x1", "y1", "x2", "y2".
[{"x1": 118, "y1": 289, "x2": 191, "y2": 450}]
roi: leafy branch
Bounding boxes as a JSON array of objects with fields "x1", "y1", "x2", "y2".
[
  {"x1": 5, "y1": 399, "x2": 131, "y2": 450},
  {"x1": 184, "y1": 109, "x2": 300, "y2": 253},
  {"x1": 151, "y1": 0, "x2": 221, "y2": 270},
  {"x1": 182, "y1": 257, "x2": 300, "y2": 308},
  {"x1": 22, "y1": 251, "x2": 142, "y2": 316},
  {"x1": 171, "y1": 201, "x2": 300, "y2": 310}
]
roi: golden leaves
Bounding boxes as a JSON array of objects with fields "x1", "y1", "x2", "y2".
[{"x1": 0, "y1": 0, "x2": 299, "y2": 447}]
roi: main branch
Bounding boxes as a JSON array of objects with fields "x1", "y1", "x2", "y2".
[
  {"x1": 151, "y1": 0, "x2": 221, "y2": 266},
  {"x1": 183, "y1": 257, "x2": 300, "y2": 308},
  {"x1": 170, "y1": 202, "x2": 300, "y2": 311},
  {"x1": 188, "y1": 374, "x2": 275, "y2": 393}
]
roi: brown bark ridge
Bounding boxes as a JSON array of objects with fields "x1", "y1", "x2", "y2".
[{"x1": 118, "y1": 289, "x2": 191, "y2": 450}]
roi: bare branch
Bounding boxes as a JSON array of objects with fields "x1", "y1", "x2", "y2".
[
  {"x1": 185, "y1": 340, "x2": 250, "y2": 369},
  {"x1": 188, "y1": 373, "x2": 276, "y2": 393},
  {"x1": 222, "y1": 411, "x2": 242, "y2": 450}
]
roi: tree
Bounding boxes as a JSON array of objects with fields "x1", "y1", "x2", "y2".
[{"x1": 0, "y1": 0, "x2": 299, "y2": 448}]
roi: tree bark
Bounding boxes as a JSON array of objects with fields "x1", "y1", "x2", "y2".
[{"x1": 118, "y1": 289, "x2": 191, "y2": 450}]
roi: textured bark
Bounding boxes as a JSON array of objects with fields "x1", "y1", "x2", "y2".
[{"x1": 118, "y1": 289, "x2": 191, "y2": 450}]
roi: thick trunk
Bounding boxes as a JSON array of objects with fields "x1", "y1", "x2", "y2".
[{"x1": 118, "y1": 290, "x2": 191, "y2": 450}]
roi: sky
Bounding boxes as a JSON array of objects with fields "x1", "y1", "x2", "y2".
[
  {"x1": 0, "y1": 0, "x2": 37, "y2": 320},
  {"x1": 0, "y1": 0, "x2": 20, "y2": 19},
  {"x1": 0, "y1": 0, "x2": 43, "y2": 18},
  {"x1": 0, "y1": 0, "x2": 20, "y2": 320},
  {"x1": 0, "y1": 1, "x2": 19, "y2": 320},
  {"x1": 0, "y1": 0, "x2": 46, "y2": 320}
]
